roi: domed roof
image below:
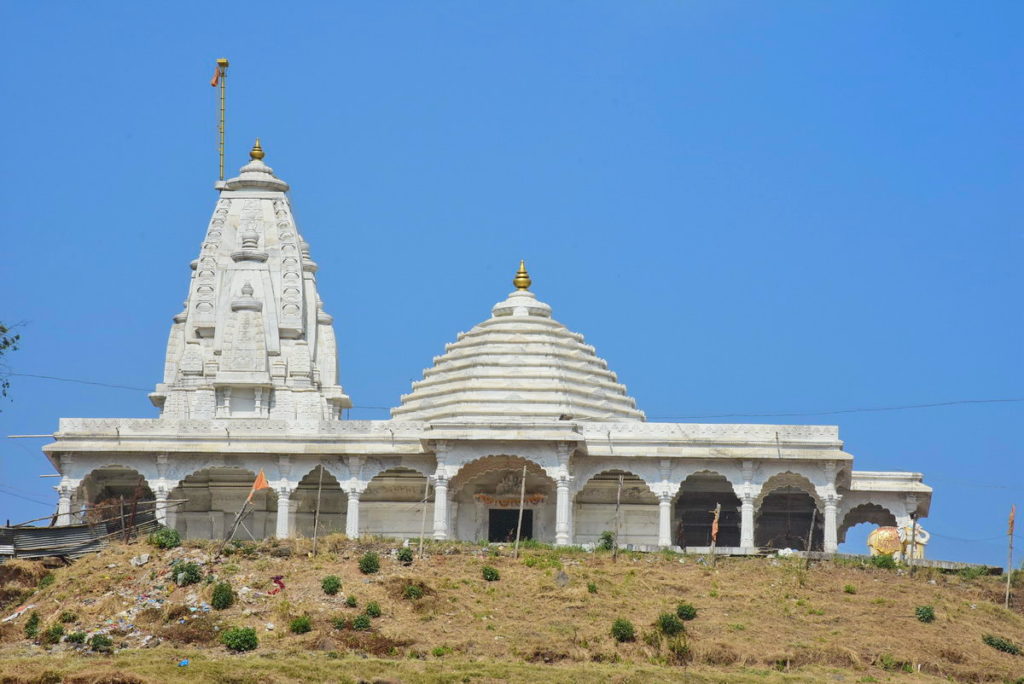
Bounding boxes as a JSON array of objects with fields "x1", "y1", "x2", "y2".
[{"x1": 391, "y1": 262, "x2": 645, "y2": 423}]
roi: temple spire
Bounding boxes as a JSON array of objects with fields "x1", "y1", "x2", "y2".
[{"x1": 513, "y1": 259, "x2": 531, "y2": 291}]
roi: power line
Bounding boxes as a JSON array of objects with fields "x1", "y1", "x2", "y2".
[{"x1": 9, "y1": 373, "x2": 149, "y2": 392}]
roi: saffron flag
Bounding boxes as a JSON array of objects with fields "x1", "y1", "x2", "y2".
[
  {"x1": 1010, "y1": 504, "x2": 1016, "y2": 537},
  {"x1": 246, "y1": 469, "x2": 270, "y2": 503},
  {"x1": 710, "y1": 507, "x2": 720, "y2": 543},
  {"x1": 210, "y1": 64, "x2": 221, "y2": 87}
]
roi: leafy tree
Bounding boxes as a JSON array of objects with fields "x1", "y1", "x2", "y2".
[{"x1": 0, "y1": 322, "x2": 20, "y2": 408}]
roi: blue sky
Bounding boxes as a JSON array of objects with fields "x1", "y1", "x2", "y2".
[{"x1": 1, "y1": 2, "x2": 1020, "y2": 565}]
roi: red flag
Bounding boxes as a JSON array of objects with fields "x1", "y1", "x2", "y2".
[
  {"x1": 210, "y1": 65, "x2": 221, "y2": 87},
  {"x1": 246, "y1": 469, "x2": 270, "y2": 503},
  {"x1": 1010, "y1": 504, "x2": 1016, "y2": 536}
]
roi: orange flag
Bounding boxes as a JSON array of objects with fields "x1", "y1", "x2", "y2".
[
  {"x1": 1010, "y1": 504, "x2": 1016, "y2": 536},
  {"x1": 210, "y1": 64, "x2": 221, "y2": 87},
  {"x1": 246, "y1": 469, "x2": 270, "y2": 502},
  {"x1": 710, "y1": 506, "x2": 720, "y2": 543}
]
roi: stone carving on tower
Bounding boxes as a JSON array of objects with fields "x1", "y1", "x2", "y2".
[{"x1": 149, "y1": 140, "x2": 351, "y2": 421}]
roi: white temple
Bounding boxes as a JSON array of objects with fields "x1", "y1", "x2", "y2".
[{"x1": 41, "y1": 142, "x2": 932, "y2": 553}]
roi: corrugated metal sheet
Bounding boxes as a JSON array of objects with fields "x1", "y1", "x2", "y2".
[{"x1": 10, "y1": 524, "x2": 108, "y2": 559}]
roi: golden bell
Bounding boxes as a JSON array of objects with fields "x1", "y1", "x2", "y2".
[{"x1": 513, "y1": 260, "x2": 531, "y2": 291}]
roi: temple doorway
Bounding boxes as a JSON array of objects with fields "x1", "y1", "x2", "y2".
[{"x1": 488, "y1": 509, "x2": 532, "y2": 542}]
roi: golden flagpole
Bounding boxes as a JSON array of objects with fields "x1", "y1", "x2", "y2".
[{"x1": 213, "y1": 58, "x2": 229, "y2": 180}]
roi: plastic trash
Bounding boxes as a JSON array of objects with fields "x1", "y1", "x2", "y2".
[
  {"x1": 268, "y1": 575, "x2": 285, "y2": 595},
  {"x1": 178, "y1": 659, "x2": 189, "y2": 667}
]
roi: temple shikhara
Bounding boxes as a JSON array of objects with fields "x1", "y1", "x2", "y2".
[{"x1": 41, "y1": 143, "x2": 932, "y2": 553}]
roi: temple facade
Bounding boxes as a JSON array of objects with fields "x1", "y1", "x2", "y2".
[{"x1": 41, "y1": 143, "x2": 932, "y2": 553}]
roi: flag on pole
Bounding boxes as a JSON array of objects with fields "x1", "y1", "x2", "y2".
[
  {"x1": 1010, "y1": 504, "x2": 1016, "y2": 536},
  {"x1": 210, "y1": 64, "x2": 222, "y2": 87},
  {"x1": 246, "y1": 469, "x2": 270, "y2": 503},
  {"x1": 711, "y1": 507, "x2": 720, "y2": 543}
]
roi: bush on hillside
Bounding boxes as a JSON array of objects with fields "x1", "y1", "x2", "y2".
[
  {"x1": 351, "y1": 614, "x2": 371, "y2": 631},
  {"x1": 66, "y1": 631, "x2": 86, "y2": 644},
  {"x1": 345, "y1": 595, "x2": 358, "y2": 608},
  {"x1": 657, "y1": 613, "x2": 684, "y2": 636},
  {"x1": 173, "y1": 561, "x2": 202, "y2": 586},
  {"x1": 982, "y1": 634, "x2": 1021, "y2": 656},
  {"x1": 396, "y1": 547, "x2": 414, "y2": 566},
  {"x1": 58, "y1": 611, "x2": 77, "y2": 624},
  {"x1": 676, "y1": 602, "x2": 697, "y2": 621},
  {"x1": 89, "y1": 634, "x2": 114, "y2": 653},
  {"x1": 597, "y1": 531, "x2": 615, "y2": 551},
  {"x1": 211, "y1": 581, "x2": 235, "y2": 610},
  {"x1": 289, "y1": 616, "x2": 312, "y2": 634},
  {"x1": 321, "y1": 575, "x2": 342, "y2": 595},
  {"x1": 24, "y1": 612, "x2": 40, "y2": 639},
  {"x1": 587, "y1": 582, "x2": 598, "y2": 594},
  {"x1": 148, "y1": 528, "x2": 182, "y2": 549},
  {"x1": 482, "y1": 566, "x2": 500, "y2": 582},
  {"x1": 403, "y1": 584, "x2": 424, "y2": 600},
  {"x1": 41, "y1": 624, "x2": 64, "y2": 645},
  {"x1": 915, "y1": 605, "x2": 935, "y2": 623},
  {"x1": 365, "y1": 601, "x2": 382, "y2": 618},
  {"x1": 611, "y1": 618, "x2": 635, "y2": 643},
  {"x1": 359, "y1": 552, "x2": 380, "y2": 574},
  {"x1": 870, "y1": 553, "x2": 897, "y2": 570},
  {"x1": 221, "y1": 626, "x2": 258, "y2": 652}
]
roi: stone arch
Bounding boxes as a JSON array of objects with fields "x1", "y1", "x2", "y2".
[
  {"x1": 674, "y1": 470, "x2": 742, "y2": 548},
  {"x1": 168, "y1": 466, "x2": 277, "y2": 540},
  {"x1": 74, "y1": 465, "x2": 155, "y2": 530},
  {"x1": 574, "y1": 469, "x2": 658, "y2": 547},
  {"x1": 359, "y1": 466, "x2": 433, "y2": 540},
  {"x1": 448, "y1": 455, "x2": 557, "y2": 543},
  {"x1": 838, "y1": 503, "x2": 897, "y2": 544},
  {"x1": 291, "y1": 465, "x2": 346, "y2": 539},
  {"x1": 755, "y1": 471, "x2": 823, "y2": 551},
  {"x1": 571, "y1": 459, "x2": 662, "y2": 496},
  {"x1": 358, "y1": 457, "x2": 436, "y2": 487}
]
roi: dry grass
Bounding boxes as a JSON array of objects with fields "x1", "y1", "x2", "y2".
[{"x1": 0, "y1": 536, "x2": 1021, "y2": 682}]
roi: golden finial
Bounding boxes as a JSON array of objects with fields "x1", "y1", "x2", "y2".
[
  {"x1": 513, "y1": 259, "x2": 531, "y2": 291},
  {"x1": 250, "y1": 138, "x2": 265, "y2": 160}
]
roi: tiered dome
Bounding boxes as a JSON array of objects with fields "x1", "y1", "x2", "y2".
[{"x1": 391, "y1": 262, "x2": 645, "y2": 423}]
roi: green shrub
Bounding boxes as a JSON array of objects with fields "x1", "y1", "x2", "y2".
[
  {"x1": 667, "y1": 636, "x2": 692, "y2": 665},
  {"x1": 365, "y1": 601, "x2": 382, "y2": 618},
  {"x1": 403, "y1": 584, "x2": 424, "y2": 600},
  {"x1": 359, "y1": 552, "x2": 380, "y2": 574},
  {"x1": 24, "y1": 612, "x2": 40, "y2": 639},
  {"x1": 351, "y1": 614, "x2": 371, "y2": 631},
  {"x1": 676, "y1": 602, "x2": 698, "y2": 621},
  {"x1": 211, "y1": 581, "x2": 234, "y2": 610},
  {"x1": 870, "y1": 554, "x2": 897, "y2": 570},
  {"x1": 289, "y1": 616, "x2": 312, "y2": 634},
  {"x1": 482, "y1": 566, "x2": 500, "y2": 582},
  {"x1": 597, "y1": 531, "x2": 615, "y2": 551},
  {"x1": 173, "y1": 561, "x2": 202, "y2": 586},
  {"x1": 89, "y1": 634, "x2": 114, "y2": 653},
  {"x1": 148, "y1": 527, "x2": 182, "y2": 549},
  {"x1": 915, "y1": 605, "x2": 935, "y2": 623},
  {"x1": 657, "y1": 613, "x2": 684, "y2": 636},
  {"x1": 431, "y1": 645, "x2": 453, "y2": 657},
  {"x1": 877, "y1": 653, "x2": 913, "y2": 673},
  {"x1": 396, "y1": 547, "x2": 414, "y2": 566},
  {"x1": 843, "y1": 584, "x2": 857, "y2": 595},
  {"x1": 982, "y1": 634, "x2": 1021, "y2": 655},
  {"x1": 587, "y1": 582, "x2": 598, "y2": 594},
  {"x1": 330, "y1": 617, "x2": 347, "y2": 630},
  {"x1": 610, "y1": 618, "x2": 635, "y2": 643},
  {"x1": 345, "y1": 595, "x2": 358, "y2": 608},
  {"x1": 321, "y1": 575, "x2": 341, "y2": 596},
  {"x1": 58, "y1": 611, "x2": 77, "y2": 624},
  {"x1": 221, "y1": 626, "x2": 258, "y2": 652},
  {"x1": 38, "y1": 573, "x2": 55, "y2": 589},
  {"x1": 66, "y1": 631, "x2": 86, "y2": 644},
  {"x1": 959, "y1": 565, "x2": 987, "y2": 580},
  {"x1": 41, "y1": 624, "x2": 64, "y2": 645}
]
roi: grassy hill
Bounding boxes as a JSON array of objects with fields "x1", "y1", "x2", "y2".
[{"x1": 0, "y1": 535, "x2": 1021, "y2": 683}]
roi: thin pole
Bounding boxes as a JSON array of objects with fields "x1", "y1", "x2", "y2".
[
  {"x1": 418, "y1": 476, "x2": 431, "y2": 559},
  {"x1": 613, "y1": 474, "x2": 623, "y2": 563},
  {"x1": 311, "y1": 465, "x2": 324, "y2": 555},
  {"x1": 709, "y1": 502, "x2": 721, "y2": 567},
  {"x1": 804, "y1": 507, "x2": 817, "y2": 569},
  {"x1": 908, "y1": 514, "x2": 917, "y2": 575},
  {"x1": 219, "y1": 500, "x2": 249, "y2": 554},
  {"x1": 119, "y1": 496, "x2": 126, "y2": 541},
  {"x1": 1007, "y1": 506, "x2": 1015, "y2": 609},
  {"x1": 513, "y1": 465, "x2": 527, "y2": 559},
  {"x1": 216, "y1": 58, "x2": 229, "y2": 180}
]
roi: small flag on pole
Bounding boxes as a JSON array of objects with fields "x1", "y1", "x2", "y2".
[
  {"x1": 210, "y1": 64, "x2": 222, "y2": 87},
  {"x1": 1010, "y1": 504, "x2": 1016, "y2": 536},
  {"x1": 246, "y1": 469, "x2": 270, "y2": 503}
]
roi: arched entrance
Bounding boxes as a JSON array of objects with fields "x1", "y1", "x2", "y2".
[
  {"x1": 839, "y1": 503, "x2": 898, "y2": 553},
  {"x1": 75, "y1": 466, "x2": 155, "y2": 533},
  {"x1": 755, "y1": 473, "x2": 822, "y2": 551},
  {"x1": 359, "y1": 467, "x2": 432, "y2": 539},
  {"x1": 291, "y1": 466, "x2": 346, "y2": 538},
  {"x1": 168, "y1": 467, "x2": 277, "y2": 540},
  {"x1": 574, "y1": 470, "x2": 658, "y2": 546},
  {"x1": 674, "y1": 471, "x2": 741, "y2": 548},
  {"x1": 450, "y1": 456, "x2": 555, "y2": 543}
]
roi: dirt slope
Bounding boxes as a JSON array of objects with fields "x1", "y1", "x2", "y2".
[{"x1": 0, "y1": 536, "x2": 1021, "y2": 683}]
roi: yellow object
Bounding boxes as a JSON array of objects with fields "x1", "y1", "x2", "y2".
[
  {"x1": 250, "y1": 138, "x2": 265, "y2": 161},
  {"x1": 513, "y1": 260, "x2": 531, "y2": 291}
]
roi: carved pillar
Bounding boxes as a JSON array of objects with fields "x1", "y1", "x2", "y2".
[
  {"x1": 153, "y1": 485, "x2": 170, "y2": 526},
  {"x1": 740, "y1": 494, "x2": 756, "y2": 549},
  {"x1": 432, "y1": 477, "x2": 449, "y2": 540},
  {"x1": 346, "y1": 490, "x2": 361, "y2": 539},
  {"x1": 275, "y1": 487, "x2": 291, "y2": 539},
  {"x1": 657, "y1": 492, "x2": 673, "y2": 548},
  {"x1": 555, "y1": 478, "x2": 571, "y2": 546},
  {"x1": 56, "y1": 479, "x2": 74, "y2": 526},
  {"x1": 823, "y1": 495, "x2": 840, "y2": 553}
]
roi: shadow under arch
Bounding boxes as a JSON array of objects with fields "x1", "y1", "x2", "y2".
[
  {"x1": 574, "y1": 469, "x2": 658, "y2": 546},
  {"x1": 359, "y1": 466, "x2": 433, "y2": 540},
  {"x1": 168, "y1": 466, "x2": 277, "y2": 541},
  {"x1": 74, "y1": 465, "x2": 155, "y2": 531},
  {"x1": 291, "y1": 465, "x2": 346, "y2": 539},
  {"x1": 675, "y1": 470, "x2": 741, "y2": 548},
  {"x1": 755, "y1": 472, "x2": 823, "y2": 551},
  {"x1": 448, "y1": 455, "x2": 556, "y2": 544}
]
